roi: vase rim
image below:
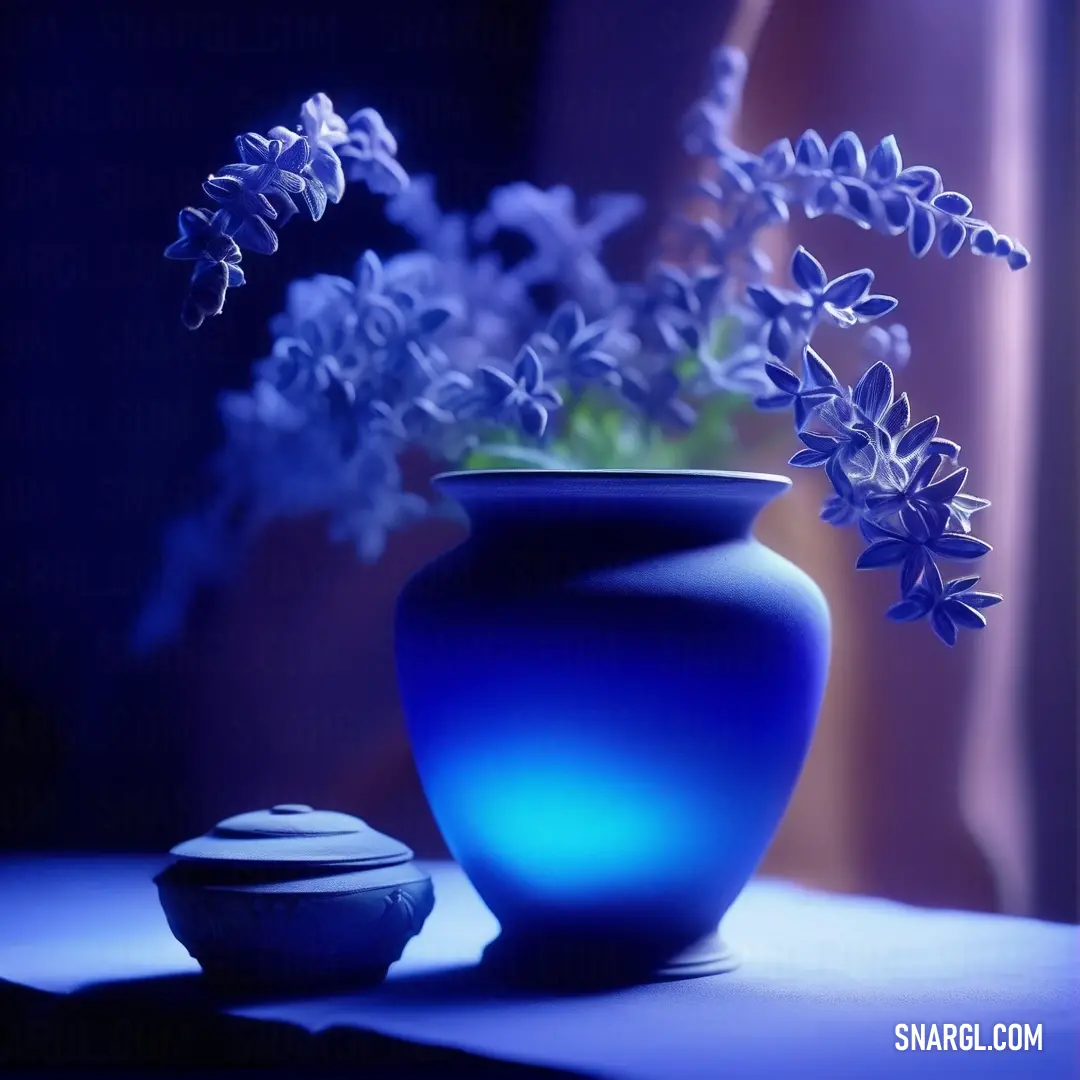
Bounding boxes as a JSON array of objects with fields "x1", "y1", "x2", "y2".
[{"x1": 434, "y1": 468, "x2": 792, "y2": 501}]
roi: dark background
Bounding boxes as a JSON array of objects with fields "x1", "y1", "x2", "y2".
[
  {"x1": 1, "y1": 0, "x2": 1075, "y2": 923},
  {"x1": 1, "y1": 0, "x2": 552, "y2": 846}
]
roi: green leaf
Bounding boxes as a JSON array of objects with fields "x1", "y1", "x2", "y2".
[
  {"x1": 463, "y1": 442, "x2": 573, "y2": 471},
  {"x1": 674, "y1": 352, "x2": 700, "y2": 380},
  {"x1": 710, "y1": 314, "x2": 742, "y2": 360},
  {"x1": 549, "y1": 389, "x2": 638, "y2": 469},
  {"x1": 677, "y1": 393, "x2": 741, "y2": 463}
]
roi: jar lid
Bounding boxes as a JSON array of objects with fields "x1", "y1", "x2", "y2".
[{"x1": 169, "y1": 804, "x2": 414, "y2": 867}]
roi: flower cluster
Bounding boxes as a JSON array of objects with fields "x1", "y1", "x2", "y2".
[
  {"x1": 164, "y1": 94, "x2": 406, "y2": 329},
  {"x1": 139, "y1": 46, "x2": 1025, "y2": 651}
]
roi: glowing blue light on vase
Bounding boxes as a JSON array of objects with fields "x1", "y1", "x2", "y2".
[{"x1": 423, "y1": 731, "x2": 699, "y2": 903}]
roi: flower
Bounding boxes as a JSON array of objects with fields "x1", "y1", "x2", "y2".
[
  {"x1": 143, "y1": 45, "x2": 1029, "y2": 651},
  {"x1": 164, "y1": 207, "x2": 242, "y2": 269},
  {"x1": 856, "y1": 516, "x2": 992, "y2": 596},
  {"x1": 862, "y1": 455, "x2": 971, "y2": 538},
  {"x1": 300, "y1": 92, "x2": 349, "y2": 148},
  {"x1": 167, "y1": 97, "x2": 407, "y2": 326},
  {"x1": 788, "y1": 427, "x2": 872, "y2": 473},
  {"x1": 756, "y1": 345, "x2": 844, "y2": 431},
  {"x1": 202, "y1": 173, "x2": 281, "y2": 255},
  {"x1": 475, "y1": 183, "x2": 644, "y2": 314},
  {"x1": 747, "y1": 247, "x2": 897, "y2": 360},
  {"x1": 702, "y1": 106, "x2": 1025, "y2": 270},
  {"x1": 474, "y1": 345, "x2": 563, "y2": 438},
  {"x1": 219, "y1": 133, "x2": 309, "y2": 201},
  {"x1": 336, "y1": 107, "x2": 409, "y2": 197},
  {"x1": 533, "y1": 302, "x2": 620, "y2": 385},
  {"x1": 164, "y1": 208, "x2": 246, "y2": 329},
  {"x1": 682, "y1": 44, "x2": 748, "y2": 155},
  {"x1": 885, "y1": 563, "x2": 1003, "y2": 646},
  {"x1": 327, "y1": 451, "x2": 427, "y2": 561},
  {"x1": 639, "y1": 264, "x2": 724, "y2": 354},
  {"x1": 203, "y1": 133, "x2": 313, "y2": 255},
  {"x1": 819, "y1": 464, "x2": 865, "y2": 526}
]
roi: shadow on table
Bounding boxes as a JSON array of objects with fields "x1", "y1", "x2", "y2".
[
  {"x1": 0, "y1": 974, "x2": 600, "y2": 1077},
  {"x1": 371, "y1": 962, "x2": 651, "y2": 1004}
]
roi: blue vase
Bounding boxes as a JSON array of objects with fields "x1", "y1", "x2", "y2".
[{"x1": 395, "y1": 469, "x2": 831, "y2": 985}]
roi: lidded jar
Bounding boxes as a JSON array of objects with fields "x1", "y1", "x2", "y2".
[{"x1": 155, "y1": 804, "x2": 434, "y2": 988}]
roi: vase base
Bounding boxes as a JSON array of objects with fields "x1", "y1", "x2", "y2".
[
  {"x1": 481, "y1": 927, "x2": 738, "y2": 989},
  {"x1": 653, "y1": 929, "x2": 739, "y2": 979}
]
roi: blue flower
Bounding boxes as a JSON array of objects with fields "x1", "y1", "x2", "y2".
[
  {"x1": 876, "y1": 411, "x2": 961, "y2": 467},
  {"x1": 818, "y1": 132, "x2": 908, "y2": 231},
  {"x1": 948, "y1": 491, "x2": 992, "y2": 534},
  {"x1": 268, "y1": 273, "x2": 354, "y2": 347},
  {"x1": 682, "y1": 45, "x2": 748, "y2": 155},
  {"x1": 475, "y1": 184, "x2": 643, "y2": 313},
  {"x1": 180, "y1": 263, "x2": 231, "y2": 331},
  {"x1": 641, "y1": 264, "x2": 724, "y2": 353},
  {"x1": 788, "y1": 426, "x2": 872, "y2": 472},
  {"x1": 535, "y1": 302, "x2": 619, "y2": 384},
  {"x1": 748, "y1": 247, "x2": 896, "y2": 360},
  {"x1": 203, "y1": 173, "x2": 281, "y2": 255},
  {"x1": 219, "y1": 380, "x2": 306, "y2": 434},
  {"x1": 259, "y1": 332, "x2": 343, "y2": 399},
  {"x1": 850, "y1": 361, "x2": 905, "y2": 441},
  {"x1": 266, "y1": 127, "x2": 338, "y2": 222},
  {"x1": 810, "y1": 363, "x2": 917, "y2": 486},
  {"x1": 1006, "y1": 243, "x2": 1031, "y2": 270},
  {"x1": 164, "y1": 208, "x2": 246, "y2": 329},
  {"x1": 343, "y1": 250, "x2": 457, "y2": 390},
  {"x1": 299, "y1": 92, "x2": 349, "y2": 147},
  {"x1": 219, "y1": 132, "x2": 309, "y2": 201},
  {"x1": 885, "y1": 563, "x2": 1003, "y2": 646},
  {"x1": 756, "y1": 125, "x2": 1031, "y2": 270},
  {"x1": 692, "y1": 212, "x2": 778, "y2": 287},
  {"x1": 818, "y1": 455, "x2": 868, "y2": 526},
  {"x1": 296, "y1": 93, "x2": 348, "y2": 204},
  {"x1": 791, "y1": 129, "x2": 849, "y2": 217},
  {"x1": 475, "y1": 345, "x2": 563, "y2": 437},
  {"x1": 756, "y1": 345, "x2": 844, "y2": 430},
  {"x1": 862, "y1": 453, "x2": 973, "y2": 538},
  {"x1": 327, "y1": 450, "x2": 427, "y2": 561},
  {"x1": 168, "y1": 96, "x2": 405, "y2": 327},
  {"x1": 856, "y1": 516, "x2": 992, "y2": 595},
  {"x1": 207, "y1": 133, "x2": 311, "y2": 252},
  {"x1": 707, "y1": 45, "x2": 748, "y2": 105},
  {"x1": 336, "y1": 107, "x2": 409, "y2": 197},
  {"x1": 927, "y1": 191, "x2": 973, "y2": 258},
  {"x1": 146, "y1": 45, "x2": 1028, "y2": 648},
  {"x1": 757, "y1": 138, "x2": 796, "y2": 182},
  {"x1": 164, "y1": 207, "x2": 242, "y2": 270}
]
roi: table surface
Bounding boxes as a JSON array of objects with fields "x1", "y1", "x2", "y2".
[{"x1": 0, "y1": 855, "x2": 1075, "y2": 1078}]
